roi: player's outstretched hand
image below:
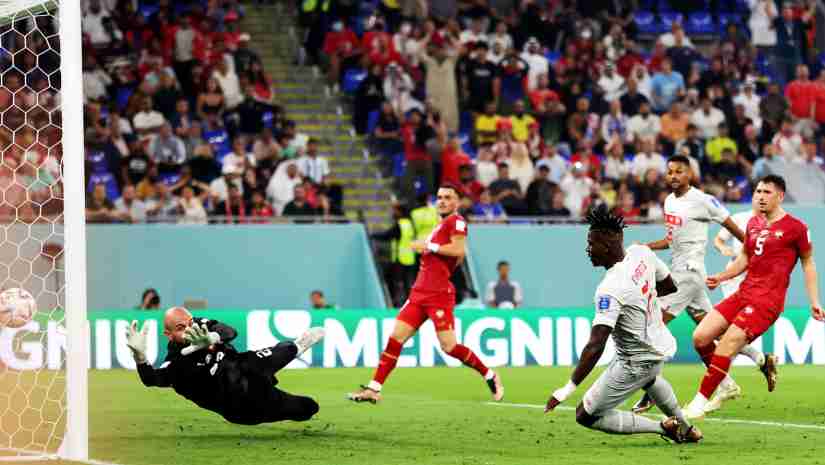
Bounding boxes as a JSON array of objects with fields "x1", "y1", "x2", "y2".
[
  {"x1": 126, "y1": 320, "x2": 148, "y2": 364},
  {"x1": 545, "y1": 381, "x2": 577, "y2": 413},
  {"x1": 706, "y1": 275, "x2": 723, "y2": 290},
  {"x1": 544, "y1": 395, "x2": 561, "y2": 413},
  {"x1": 811, "y1": 305, "x2": 825, "y2": 321},
  {"x1": 410, "y1": 240, "x2": 427, "y2": 254},
  {"x1": 181, "y1": 323, "x2": 221, "y2": 356}
]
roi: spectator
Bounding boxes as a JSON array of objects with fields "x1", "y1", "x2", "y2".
[
  {"x1": 267, "y1": 161, "x2": 302, "y2": 215},
  {"x1": 658, "y1": 22, "x2": 694, "y2": 49},
  {"x1": 197, "y1": 78, "x2": 226, "y2": 124},
  {"x1": 252, "y1": 128, "x2": 282, "y2": 172},
  {"x1": 690, "y1": 96, "x2": 726, "y2": 140},
  {"x1": 613, "y1": 191, "x2": 641, "y2": 224},
  {"x1": 650, "y1": 58, "x2": 685, "y2": 113},
  {"x1": 627, "y1": 101, "x2": 661, "y2": 145},
  {"x1": 310, "y1": 290, "x2": 336, "y2": 309},
  {"x1": 631, "y1": 138, "x2": 667, "y2": 181},
  {"x1": 249, "y1": 190, "x2": 274, "y2": 221},
  {"x1": 509, "y1": 100, "x2": 536, "y2": 143},
  {"x1": 173, "y1": 15, "x2": 197, "y2": 97},
  {"x1": 419, "y1": 38, "x2": 460, "y2": 133},
  {"x1": 597, "y1": 63, "x2": 625, "y2": 103},
  {"x1": 566, "y1": 97, "x2": 601, "y2": 146},
  {"x1": 463, "y1": 42, "x2": 500, "y2": 114},
  {"x1": 114, "y1": 184, "x2": 148, "y2": 223},
  {"x1": 222, "y1": 137, "x2": 256, "y2": 174},
  {"x1": 384, "y1": 62, "x2": 423, "y2": 115},
  {"x1": 560, "y1": 162, "x2": 594, "y2": 218},
  {"x1": 283, "y1": 185, "x2": 320, "y2": 218},
  {"x1": 214, "y1": 184, "x2": 247, "y2": 223},
  {"x1": 604, "y1": 138, "x2": 631, "y2": 181},
  {"x1": 748, "y1": 0, "x2": 778, "y2": 56},
  {"x1": 400, "y1": 109, "x2": 434, "y2": 202},
  {"x1": 354, "y1": 64, "x2": 386, "y2": 135},
  {"x1": 178, "y1": 184, "x2": 208, "y2": 225},
  {"x1": 489, "y1": 162, "x2": 526, "y2": 215},
  {"x1": 733, "y1": 81, "x2": 762, "y2": 129},
  {"x1": 146, "y1": 183, "x2": 179, "y2": 222},
  {"x1": 534, "y1": 144, "x2": 568, "y2": 185},
  {"x1": 132, "y1": 96, "x2": 165, "y2": 140},
  {"x1": 83, "y1": 0, "x2": 122, "y2": 48},
  {"x1": 82, "y1": 55, "x2": 112, "y2": 104},
  {"x1": 660, "y1": 102, "x2": 690, "y2": 146},
  {"x1": 774, "y1": 3, "x2": 808, "y2": 86},
  {"x1": 212, "y1": 58, "x2": 243, "y2": 111},
  {"x1": 521, "y1": 37, "x2": 549, "y2": 92},
  {"x1": 475, "y1": 101, "x2": 501, "y2": 147},
  {"x1": 706, "y1": 123, "x2": 738, "y2": 166},
  {"x1": 296, "y1": 138, "x2": 331, "y2": 185},
  {"x1": 322, "y1": 19, "x2": 362, "y2": 89},
  {"x1": 85, "y1": 183, "x2": 119, "y2": 223},
  {"x1": 772, "y1": 117, "x2": 805, "y2": 162},
  {"x1": 570, "y1": 139, "x2": 602, "y2": 180},
  {"x1": 786, "y1": 64, "x2": 816, "y2": 130},
  {"x1": 149, "y1": 123, "x2": 187, "y2": 177},
  {"x1": 547, "y1": 190, "x2": 572, "y2": 218},
  {"x1": 601, "y1": 100, "x2": 630, "y2": 146},
  {"x1": 760, "y1": 82, "x2": 790, "y2": 132},
  {"x1": 137, "y1": 288, "x2": 161, "y2": 310},
  {"x1": 525, "y1": 165, "x2": 558, "y2": 215},
  {"x1": 486, "y1": 261, "x2": 523, "y2": 308},
  {"x1": 441, "y1": 135, "x2": 472, "y2": 186},
  {"x1": 472, "y1": 188, "x2": 508, "y2": 222},
  {"x1": 620, "y1": 77, "x2": 650, "y2": 116}
]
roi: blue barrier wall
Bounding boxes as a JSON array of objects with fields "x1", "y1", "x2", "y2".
[
  {"x1": 467, "y1": 204, "x2": 824, "y2": 309},
  {"x1": 87, "y1": 224, "x2": 385, "y2": 310}
]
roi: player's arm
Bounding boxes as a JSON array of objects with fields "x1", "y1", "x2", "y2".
[
  {"x1": 713, "y1": 229, "x2": 736, "y2": 257},
  {"x1": 545, "y1": 324, "x2": 612, "y2": 412},
  {"x1": 720, "y1": 217, "x2": 746, "y2": 243},
  {"x1": 125, "y1": 320, "x2": 174, "y2": 388},
  {"x1": 652, "y1": 253, "x2": 677, "y2": 297},
  {"x1": 800, "y1": 247, "x2": 824, "y2": 320},
  {"x1": 646, "y1": 238, "x2": 670, "y2": 250},
  {"x1": 707, "y1": 251, "x2": 749, "y2": 289},
  {"x1": 412, "y1": 235, "x2": 466, "y2": 259}
]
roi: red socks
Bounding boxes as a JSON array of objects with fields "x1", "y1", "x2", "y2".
[
  {"x1": 373, "y1": 338, "x2": 403, "y2": 386},
  {"x1": 695, "y1": 343, "x2": 715, "y2": 367},
  {"x1": 448, "y1": 344, "x2": 490, "y2": 377},
  {"x1": 699, "y1": 355, "x2": 732, "y2": 399}
]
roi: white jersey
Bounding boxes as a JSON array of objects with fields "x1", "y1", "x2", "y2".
[
  {"x1": 593, "y1": 245, "x2": 677, "y2": 361},
  {"x1": 716, "y1": 210, "x2": 753, "y2": 261},
  {"x1": 664, "y1": 187, "x2": 730, "y2": 275}
]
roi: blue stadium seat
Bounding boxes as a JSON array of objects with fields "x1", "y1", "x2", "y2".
[
  {"x1": 686, "y1": 12, "x2": 715, "y2": 35},
  {"x1": 87, "y1": 172, "x2": 120, "y2": 202},
  {"x1": 160, "y1": 173, "x2": 181, "y2": 186},
  {"x1": 366, "y1": 110, "x2": 380, "y2": 134},
  {"x1": 203, "y1": 129, "x2": 232, "y2": 161},
  {"x1": 115, "y1": 87, "x2": 133, "y2": 112},
  {"x1": 392, "y1": 153, "x2": 406, "y2": 178},
  {"x1": 718, "y1": 13, "x2": 743, "y2": 28},
  {"x1": 459, "y1": 111, "x2": 473, "y2": 134},
  {"x1": 633, "y1": 11, "x2": 660, "y2": 36},
  {"x1": 459, "y1": 132, "x2": 476, "y2": 158},
  {"x1": 660, "y1": 12, "x2": 684, "y2": 30},
  {"x1": 342, "y1": 68, "x2": 367, "y2": 95},
  {"x1": 544, "y1": 50, "x2": 561, "y2": 65},
  {"x1": 139, "y1": 5, "x2": 158, "y2": 19},
  {"x1": 262, "y1": 111, "x2": 274, "y2": 129}
]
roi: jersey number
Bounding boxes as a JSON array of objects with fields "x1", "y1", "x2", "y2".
[
  {"x1": 643, "y1": 281, "x2": 654, "y2": 317},
  {"x1": 255, "y1": 348, "x2": 273, "y2": 358},
  {"x1": 755, "y1": 236, "x2": 767, "y2": 256}
]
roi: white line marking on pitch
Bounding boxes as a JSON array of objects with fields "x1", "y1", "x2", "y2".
[{"x1": 485, "y1": 402, "x2": 825, "y2": 431}]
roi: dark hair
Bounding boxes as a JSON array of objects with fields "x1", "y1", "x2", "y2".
[
  {"x1": 758, "y1": 174, "x2": 786, "y2": 192},
  {"x1": 668, "y1": 155, "x2": 692, "y2": 167},
  {"x1": 586, "y1": 204, "x2": 626, "y2": 235},
  {"x1": 141, "y1": 288, "x2": 160, "y2": 307},
  {"x1": 438, "y1": 184, "x2": 463, "y2": 198},
  {"x1": 497, "y1": 260, "x2": 509, "y2": 269},
  {"x1": 311, "y1": 290, "x2": 323, "y2": 297}
]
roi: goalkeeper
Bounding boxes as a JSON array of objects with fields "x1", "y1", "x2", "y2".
[{"x1": 126, "y1": 306, "x2": 324, "y2": 425}]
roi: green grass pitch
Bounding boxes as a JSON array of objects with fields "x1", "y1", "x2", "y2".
[{"x1": 21, "y1": 364, "x2": 825, "y2": 465}]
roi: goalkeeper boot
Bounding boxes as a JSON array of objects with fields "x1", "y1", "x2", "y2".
[
  {"x1": 660, "y1": 417, "x2": 703, "y2": 444},
  {"x1": 295, "y1": 327, "x2": 325, "y2": 356},
  {"x1": 760, "y1": 353, "x2": 778, "y2": 392},
  {"x1": 347, "y1": 385, "x2": 382, "y2": 404}
]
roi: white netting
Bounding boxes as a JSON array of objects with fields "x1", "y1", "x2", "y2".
[{"x1": 0, "y1": 0, "x2": 67, "y2": 458}]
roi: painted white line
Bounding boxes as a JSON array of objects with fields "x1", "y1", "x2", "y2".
[
  {"x1": 485, "y1": 402, "x2": 825, "y2": 431},
  {"x1": 0, "y1": 448, "x2": 123, "y2": 465}
]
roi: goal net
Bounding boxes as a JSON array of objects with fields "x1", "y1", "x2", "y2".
[{"x1": 0, "y1": 0, "x2": 87, "y2": 461}]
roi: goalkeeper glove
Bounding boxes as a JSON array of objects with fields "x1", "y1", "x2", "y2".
[
  {"x1": 545, "y1": 380, "x2": 577, "y2": 412},
  {"x1": 126, "y1": 320, "x2": 149, "y2": 364},
  {"x1": 181, "y1": 322, "x2": 221, "y2": 356}
]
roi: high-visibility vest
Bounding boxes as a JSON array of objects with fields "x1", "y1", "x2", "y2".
[
  {"x1": 410, "y1": 205, "x2": 438, "y2": 241},
  {"x1": 391, "y1": 218, "x2": 415, "y2": 265},
  {"x1": 382, "y1": 0, "x2": 400, "y2": 9},
  {"x1": 302, "y1": 0, "x2": 330, "y2": 12}
]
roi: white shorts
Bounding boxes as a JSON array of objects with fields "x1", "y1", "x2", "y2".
[
  {"x1": 582, "y1": 358, "x2": 664, "y2": 416},
  {"x1": 720, "y1": 273, "x2": 746, "y2": 300},
  {"x1": 658, "y1": 268, "x2": 713, "y2": 319}
]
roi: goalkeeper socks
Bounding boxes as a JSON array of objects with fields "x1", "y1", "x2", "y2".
[
  {"x1": 695, "y1": 342, "x2": 715, "y2": 367},
  {"x1": 590, "y1": 410, "x2": 665, "y2": 435},
  {"x1": 372, "y1": 337, "x2": 403, "y2": 387},
  {"x1": 740, "y1": 344, "x2": 766, "y2": 367},
  {"x1": 699, "y1": 354, "x2": 732, "y2": 399},
  {"x1": 447, "y1": 344, "x2": 490, "y2": 377},
  {"x1": 645, "y1": 376, "x2": 688, "y2": 425}
]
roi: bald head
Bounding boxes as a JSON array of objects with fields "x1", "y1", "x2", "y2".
[{"x1": 163, "y1": 306, "x2": 193, "y2": 344}]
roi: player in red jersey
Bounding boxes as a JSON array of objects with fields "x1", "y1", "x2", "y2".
[
  {"x1": 682, "y1": 175, "x2": 824, "y2": 419},
  {"x1": 347, "y1": 185, "x2": 504, "y2": 404}
]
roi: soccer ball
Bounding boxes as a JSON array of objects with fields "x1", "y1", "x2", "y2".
[{"x1": 0, "y1": 288, "x2": 36, "y2": 328}]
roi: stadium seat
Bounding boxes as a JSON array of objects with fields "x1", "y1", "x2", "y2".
[
  {"x1": 115, "y1": 87, "x2": 133, "y2": 112},
  {"x1": 366, "y1": 110, "x2": 380, "y2": 135},
  {"x1": 544, "y1": 50, "x2": 561, "y2": 65},
  {"x1": 633, "y1": 11, "x2": 660, "y2": 36},
  {"x1": 459, "y1": 132, "x2": 476, "y2": 159},
  {"x1": 87, "y1": 172, "x2": 120, "y2": 201},
  {"x1": 718, "y1": 13, "x2": 743, "y2": 28},
  {"x1": 262, "y1": 111, "x2": 274, "y2": 129},
  {"x1": 686, "y1": 12, "x2": 715, "y2": 35},
  {"x1": 160, "y1": 173, "x2": 181, "y2": 186},
  {"x1": 392, "y1": 153, "x2": 406, "y2": 178},
  {"x1": 342, "y1": 68, "x2": 367, "y2": 95},
  {"x1": 139, "y1": 5, "x2": 158, "y2": 19},
  {"x1": 660, "y1": 12, "x2": 683, "y2": 30},
  {"x1": 459, "y1": 111, "x2": 473, "y2": 134},
  {"x1": 203, "y1": 129, "x2": 232, "y2": 161}
]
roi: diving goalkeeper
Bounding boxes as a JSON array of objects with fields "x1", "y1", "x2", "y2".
[{"x1": 126, "y1": 306, "x2": 324, "y2": 425}]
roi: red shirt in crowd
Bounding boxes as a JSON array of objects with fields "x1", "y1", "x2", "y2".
[
  {"x1": 617, "y1": 53, "x2": 645, "y2": 78},
  {"x1": 786, "y1": 78, "x2": 818, "y2": 119},
  {"x1": 570, "y1": 151, "x2": 602, "y2": 179},
  {"x1": 323, "y1": 29, "x2": 360, "y2": 58},
  {"x1": 440, "y1": 147, "x2": 471, "y2": 186},
  {"x1": 528, "y1": 88, "x2": 560, "y2": 111},
  {"x1": 401, "y1": 124, "x2": 431, "y2": 162}
]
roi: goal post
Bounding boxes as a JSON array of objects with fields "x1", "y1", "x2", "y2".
[{"x1": 0, "y1": 0, "x2": 88, "y2": 461}]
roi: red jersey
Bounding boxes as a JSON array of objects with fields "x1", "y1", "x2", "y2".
[
  {"x1": 412, "y1": 213, "x2": 468, "y2": 294},
  {"x1": 740, "y1": 213, "x2": 812, "y2": 310}
]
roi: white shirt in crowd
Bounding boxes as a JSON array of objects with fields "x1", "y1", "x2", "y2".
[
  {"x1": 521, "y1": 51, "x2": 549, "y2": 92},
  {"x1": 627, "y1": 113, "x2": 662, "y2": 141},
  {"x1": 772, "y1": 131, "x2": 805, "y2": 162},
  {"x1": 114, "y1": 198, "x2": 148, "y2": 223},
  {"x1": 133, "y1": 110, "x2": 166, "y2": 133},
  {"x1": 459, "y1": 30, "x2": 488, "y2": 46},
  {"x1": 560, "y1": 173, "x2": 593, "y2": 218},
  {"x1": 733, "y1": 92, "x2": 762, "y2": 127},
  {"x1": 663, "y1": 186, "x2": 730, "y2": 274},
  {"x1": 221, "y1": 150, "x2": 257, "y2": 173},
  {"x1": 82, "y1": 9, "x2": 121, "y2": 46},
  {"x1": 657, "y1": 32, "x2": 694, "y2": 49},
  {"x1": 212, "y1": 60, "x2": 243, "y2": 109},
  {"x1": 748, "y1": 0, "x2": 778, "y2": 47},
  {"x1": 82, "y1": 68, "x2": 112, "y2": 103},
  {"x1": 593, "y1": 244, "x2": 677, "y2": 361},
  {"x1": 296, "y1": 154, "x2": 331, "y2": 184},
  {"x1": 690, "y1": 107, "x2": 726, "y2": 139},
  {"x1": 179, "y1": 198, "x2": 208, "y2": 225},
  {"x1": 597, "y1": 72, "x2": 626, "y2": 102},
  {"x1": 631, "y1": 151, "x2": 667, "y2": 179}
]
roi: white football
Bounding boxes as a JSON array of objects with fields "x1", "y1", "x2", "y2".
[{"x1": 0, "y1": 288, "x2": 36, "y2": 328}]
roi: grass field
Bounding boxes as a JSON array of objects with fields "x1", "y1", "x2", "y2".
[{"x1": 11, "y1": 364, "x2": 825, "y2": 465}]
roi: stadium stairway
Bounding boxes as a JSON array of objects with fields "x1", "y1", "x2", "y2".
[{"x1": 242, "y1": 5, "x2": 394, "y2": 231}]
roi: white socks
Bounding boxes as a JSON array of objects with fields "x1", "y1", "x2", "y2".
[
  {"x1": 740, "y1": 345, "x2": 766, "y2": 367},
  {"x1": 367, "y1": 380, "x2": 382, "y2": 392},
  {"x1": 484, "y1": 370, "x2": 495, "y2": 381}
]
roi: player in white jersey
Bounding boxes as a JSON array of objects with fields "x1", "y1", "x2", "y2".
[
  {"x1": 545, "y1": 206, "x2": 702, "y2": 444},
  {"x1": 633, "y1": 155, "x2": 772, "y2": 415},
  {"x1": 713, "y1": 209, "x2": 754, "y2": 298}
]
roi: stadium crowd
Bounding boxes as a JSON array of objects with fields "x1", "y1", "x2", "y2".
[
  {"x1": 0, "y1": 0, "x2": 344, "y2": 224},
  {"x1": 302, "y1": 0, "x2": 825, "y2": 224}
]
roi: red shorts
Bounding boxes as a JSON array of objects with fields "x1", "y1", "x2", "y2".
[
  {"x1": 396, "y1": 290, "x2": 455, "y2": 332},
  {"x1": 715, "y1": 291, "x2": 782, "y2": 342}
]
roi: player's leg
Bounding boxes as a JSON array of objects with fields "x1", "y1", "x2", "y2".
[
  {"x1": 435, "y1": 327, "x2": 504, "y2": 401},
  {"x1": 244, "y1": 328, "x2": 326, "y2": 381},
  {"x1": 348, "y1": 300, "x2": 425, "y2": 403}
]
